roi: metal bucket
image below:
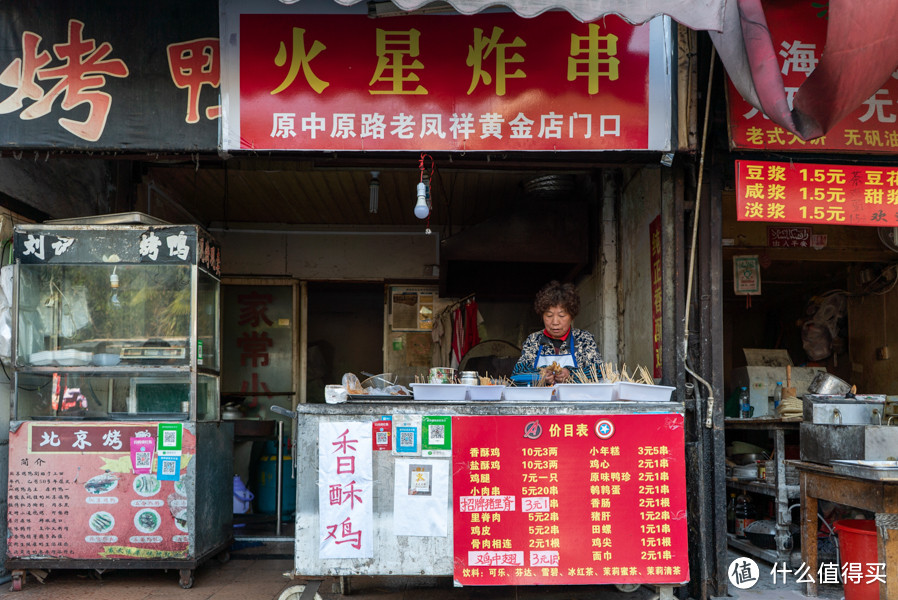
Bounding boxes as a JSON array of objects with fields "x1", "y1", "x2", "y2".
[{"x1": 807, "y1": 372, "x2": 851, "y2": 396}]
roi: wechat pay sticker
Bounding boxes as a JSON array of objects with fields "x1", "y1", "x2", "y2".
[{"x1": 728, "y1": 557, "x2": 760, "y2": 589}]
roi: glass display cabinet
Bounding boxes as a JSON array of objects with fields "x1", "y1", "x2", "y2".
[
  {"x1": 6, "y1": 220, "x2": 232, "y2": 590},
  {"x1": 12, "y1": 223, "x2": 220, "y2": 421}
]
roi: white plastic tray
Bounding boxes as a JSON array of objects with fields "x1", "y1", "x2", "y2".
[
  {"x1": 410, "y1": 383, "x2": 468, "y2": 401},
  {"x1": 466, "y1": 385, "x2": 505, "y2": 401},
  {"x1": 503, "y1": 386, "x2": 555, "y2": 402},
  {"x1": 553, "y1": 383, "x2": 616, "y2": 401},
  {"x1": 29, "y1": 349, "x2": 93, "y2": 366},
  {"x1": 616, "y1": 382, "x2": 675, "y2": 402}
]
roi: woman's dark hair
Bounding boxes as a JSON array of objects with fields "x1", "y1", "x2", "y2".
[{"x1": 534, "y1": 280, "x2": 580, "y2": 317}]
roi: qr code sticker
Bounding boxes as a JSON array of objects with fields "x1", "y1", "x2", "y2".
[
  {"x1": 399, "y1": 431, "x2": 414, "y2": 448},
  {"x1": 135, "y1": 451, "x2": 152, "y2": 469},
  {"x1": 163, "y1": 430, "x2": 177, "y2": 447},
  {"x1": 161, "y1": 459, "x2": 177, "y2": 476},
  {"x1": 376, "y1": 431, "x2": 389, "y2": 445},
  {"x1": 429, "y1": 425, "x2": 445, "y2": 445}
]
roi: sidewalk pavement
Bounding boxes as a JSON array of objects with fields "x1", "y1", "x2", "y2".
[{"x1": 0, "y1": 542, "x2": 846, "y2": 600}]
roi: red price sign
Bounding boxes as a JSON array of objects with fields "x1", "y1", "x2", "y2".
[
  {"x1": 452, "y1": 413, "x2": 688, "y2": 586},
  {"x1": 736, "y1": 160, "x2": 898, "y2": 227}
]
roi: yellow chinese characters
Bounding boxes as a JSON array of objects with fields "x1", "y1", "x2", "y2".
[{"x1": 568, "y1": 23, "x2": 619, "y2": 95}]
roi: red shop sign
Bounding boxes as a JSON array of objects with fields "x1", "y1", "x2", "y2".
[
  {"x1": 726, "y1": 1, "x2": 898, "y2": 154},
  {"x1": 736, "y1": 160, "x2": 898, "y2": 227},
  {"x1": 228, "y1": 12, "x2": 664, "y2": 152},
  {"x1": 452, "y1": 414, "x2": 689, "y2": 586}
]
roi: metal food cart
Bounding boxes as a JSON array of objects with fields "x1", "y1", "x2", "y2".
[
  {"x1": 5, "y1": 218, "x2": 232, "y2": 591},
  {"x1": 280, "y1": 389, "x2": 687, "y2": 599}
]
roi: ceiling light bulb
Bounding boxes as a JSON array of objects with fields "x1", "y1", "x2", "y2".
[
  {"x1": 369, "y1": 171, "x2": 380, "y2": 213},
  {"x1": 414, "y1": 182, "x2": 430, "y2": 219}
]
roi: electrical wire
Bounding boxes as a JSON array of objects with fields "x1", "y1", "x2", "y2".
[{"x1": 682, "y1": 45, "x2": 716, "y2": 428}]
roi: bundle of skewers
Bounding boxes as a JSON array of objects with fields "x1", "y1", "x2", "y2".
[
  {"x1": 412, "y1": 373, "x2": 510, "y2": 385},
  {"x1": 570, "y1": 364, "x2": 603, "y2": 383},
  {"x1": 596, "y1": 362, "x2": 655, "y2": 385}
]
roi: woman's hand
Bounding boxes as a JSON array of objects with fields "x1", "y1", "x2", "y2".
[{"x1": 540, "y1": 366, "x2": 572, "y2": 384}]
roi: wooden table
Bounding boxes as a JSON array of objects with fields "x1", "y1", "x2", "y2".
[{"x1": 792, "y1": 460, "x2": 898, "y2": 600}]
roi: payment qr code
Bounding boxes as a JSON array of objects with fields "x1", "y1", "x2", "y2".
[
  {"x1": 429, "y1": 424, "x2": 445, "y2": 444},
  {"x1": 135, "y1": 451, "x2": 152, "y2": 469},
  {"x1": 163, "y1": 430, "x2": 177, "y2": 447},
  {"x1": 400, "y1": 431, "x2": 415, "y2": 447},
  {"x1": 161, "y1": 459, "x2": 177, "y2": 476},
  {"x1": 376, "y1": 431, "x2": 389, "y2": 445}
]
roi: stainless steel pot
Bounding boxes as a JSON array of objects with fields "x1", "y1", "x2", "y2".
[
  {"x1": 730, "y1": 452, "x2": 769, "y2": 465},
  {"x1": 807, "y1": 372, "x2": 851, "y2": 396}
]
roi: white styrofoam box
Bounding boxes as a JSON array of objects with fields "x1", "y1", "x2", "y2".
[
  {"x1": 553, "y1": 383, "x2": 616, "y2": 401},
  {"x1": 502, "y1": 386, "x2": 555, "y2": 402},
  {"x1": 29, "y1": 349, "x2": 92, "y2": 366},
  {"x1": 410, "y1": 383, "x2": 468, "y2": 401},
  {"x1": 466, "y1": 385, "x2": 505, "y2": 401},
  {"x1": 617, "y1": 381, "x2": 675, "y2": 402}
]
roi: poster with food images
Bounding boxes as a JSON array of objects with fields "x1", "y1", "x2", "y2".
[{"x1": 7, "y1": 422, "x2": 194, "y2": 559}]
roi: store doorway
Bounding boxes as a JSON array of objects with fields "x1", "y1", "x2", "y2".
[
  {"x1": 305, "y1": 282, "x2": 385, "y2": 404},
  {"x1": 722, "y1": 259, "x2": 850, "y2": 394}
]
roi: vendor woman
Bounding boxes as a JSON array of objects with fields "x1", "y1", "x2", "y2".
[{"x1": 512, "y1": 280, "x2": 603, "y2": 384}]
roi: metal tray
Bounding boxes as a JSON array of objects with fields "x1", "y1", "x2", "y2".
[
  {"x1": 347, "y1": 394, "x2": 412, "y2": 401},
  {"x1": 830, "y1": 459, "x2": 898, "y2": 481}
]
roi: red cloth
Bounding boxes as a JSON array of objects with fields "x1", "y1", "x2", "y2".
[
  {"x1": 462, "y1": 300, "x2": 480, "y2": 356},
  {"x1": 450, "y1": 306, "x2": 464, "y2": 365},
  {"x1": 711, "y1": 0, "x2": 898, "y2": 140}
]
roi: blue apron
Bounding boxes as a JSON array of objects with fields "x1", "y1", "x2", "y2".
[{"x1": 534, "y1": 331, "x2": 577, "y2": 371}]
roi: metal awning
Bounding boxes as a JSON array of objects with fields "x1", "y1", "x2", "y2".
[
  {"x1": 326, "y1": 0, "x2": 898, "y2": 140},
  {"x1": 329, "y1": 0, "x2": 728, "y2": 30},
  {"x1": 318, "y1": 0, "x2": 898, "y2": 142}
]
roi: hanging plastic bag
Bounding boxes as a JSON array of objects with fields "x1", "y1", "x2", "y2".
[{"x1": 341, "y1": 373, "x2": 364, "y2": 394}]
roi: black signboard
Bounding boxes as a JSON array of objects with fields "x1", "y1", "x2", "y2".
[
  {"x1": 0, "y1": 0, "x2": 219, "y2": 151},
  {"x1": 14, "y1": 225, "x2": 221, "y2": 277}
]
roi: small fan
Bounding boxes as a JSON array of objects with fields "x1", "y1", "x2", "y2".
[{"x1": 878, "y1": 226, "x2": 898, "y2": 252}]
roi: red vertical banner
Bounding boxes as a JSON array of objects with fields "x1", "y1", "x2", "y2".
[
  {"x1": 650, "y1": 215, "x2": 663, "y2": 379},
  {"x1": 452, "y1": 414, "x2": 688, "y2": 586},
  {"x1": 7, "y1": 422, "x2": 195, "y2": 560}
]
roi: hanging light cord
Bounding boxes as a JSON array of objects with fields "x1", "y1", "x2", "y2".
[{"x1": 419, "y1": 153, "x2": 435, "y2": 230}]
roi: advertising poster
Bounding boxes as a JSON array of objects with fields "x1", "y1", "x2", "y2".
[
  {"x1": 7, "y1": 422, "x2": 194, "y2": 560},
  {"x1": 392, "y1": 458, "x2": 450, "y2": 537},
  {"x1": 452, "y1": 413, "x2": 689, "y2": 586},
  {"x1": 318, "y1": 421, "x2": 374, "y2": 559}
]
